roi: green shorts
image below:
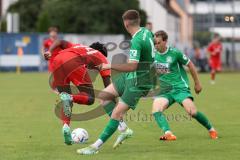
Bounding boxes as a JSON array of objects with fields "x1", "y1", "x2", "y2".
[
  {"x1": 113, "y1": 74, "x2": 150, "y2": 110},
  {"x1": 156, "y1": 88, "x2": 194, "y2": 107}
]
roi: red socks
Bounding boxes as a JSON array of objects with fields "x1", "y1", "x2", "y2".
[
  {"x1": 61, "y1": 108, "x2": 70, "y2": 125},
  {"x1": 72, "y1": 92, "x2": 89, "y2": 104}
]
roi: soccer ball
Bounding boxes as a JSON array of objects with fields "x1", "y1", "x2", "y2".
[{"x1": 71, "y1": 128, "x2": 89, "y2": 144}]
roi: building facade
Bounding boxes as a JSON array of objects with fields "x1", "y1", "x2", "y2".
[
  {"x1": 139, "y1": 0, "x2": 192, "y2": 48},
  {"x1": 188, "y1": 0, "x2": 240, "y2": 68},
  {"x1": 188, "y1": 0, "x2": 240, "y2": 38}
]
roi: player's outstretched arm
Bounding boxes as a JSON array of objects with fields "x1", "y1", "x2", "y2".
[
  {"x1": 49, "y1": 40, "x2": 70, "y2": 53},
  {"x1": 187, "y1": 61, "x2": 202, "y2": 94},
  {"x1": 101, "y1": 60, "x2": 138, "y2": 72}
]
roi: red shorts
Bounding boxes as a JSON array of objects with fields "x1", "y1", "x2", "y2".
[
  {"x1": 51, "y1": 51, "x2": 91, "y2": 88},
  {"x1": 209, "y1": 59, "x2": 221, "y2": 71}
]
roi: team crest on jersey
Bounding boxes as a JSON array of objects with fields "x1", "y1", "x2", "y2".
[
  {"x1": 182, "y1": 54, "x2": 188, "y2": 60},
  {"x1": 166, "y1": 56, "x2": 172, "y2": 63}
]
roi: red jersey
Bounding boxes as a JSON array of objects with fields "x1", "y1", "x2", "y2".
[
  {"x1": 43, "y1": 38, "x2": 73, "y2": 59},
  {"x1": 58, "y1": 44, "x2": 110, "y2": 77},
  {"x1": 51, "y1": 44, "x2": 110, "y2": 87},
  {"x1": 207, "y1": 42, "x2": 222, "y2": 61},
  {"x1": 207, "y1": 42, "x2": 222, "y2": 71},
  {"x1": 43, "y1": 38, "x2": 73, "y2": 71}
]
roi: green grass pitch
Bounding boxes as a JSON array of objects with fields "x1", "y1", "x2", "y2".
[{"x1": 0, "y1": 72, "x2": 240, "y2": 160}]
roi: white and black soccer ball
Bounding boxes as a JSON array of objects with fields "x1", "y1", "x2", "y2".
[{"x1": 71, "y1": 128, "x2": 89, "y2": 144}]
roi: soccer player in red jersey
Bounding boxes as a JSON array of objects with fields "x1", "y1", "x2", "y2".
[
  {"x1": 48, "y1": 41, "x2": 129, "y2": 145},
  {"x1": 207, "y1": 33, "x2": 222, "y2": 84},
  {"x1": 42, "y1": 27, "x2": 73, "y2": 72}
]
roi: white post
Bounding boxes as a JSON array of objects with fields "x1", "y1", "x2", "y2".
[{"x1": 6, "y1": 12, "x2": 19, "y2": 33}]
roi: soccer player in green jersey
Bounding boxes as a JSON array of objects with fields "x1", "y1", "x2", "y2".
[
  {"x1": 77, "y1": 9, "x2": 155, "y2": 155},
  {"x1": 152, "y1": 30, "x2": 218, "y2": 140}
]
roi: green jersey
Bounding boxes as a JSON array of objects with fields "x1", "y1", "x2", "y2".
[
  {"x1": 154, "y1": 46, "x2": 190, "y2": 90},
  {"x1": 127, "y1": 27, "x2": 155, "y2": 88}
]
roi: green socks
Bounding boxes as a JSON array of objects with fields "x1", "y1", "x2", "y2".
[
  {"x1": 99, "y1": 118, "x2": 119, "y2": 142},
  {"x1": 153, "y1": 111, "x2": 212, "y2": 133},
  {"x1": 153, "y1": 112, "x2": 170, "y2": 133},
  {"x1": 193, "y1": 111, "x2": 212, "y2": 130}
]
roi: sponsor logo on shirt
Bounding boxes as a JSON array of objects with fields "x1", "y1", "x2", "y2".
[{"x1": 155, "y1": 62, "x2": 170, "y2": 74}]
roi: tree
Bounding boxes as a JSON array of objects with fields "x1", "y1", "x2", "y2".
[
  {"x1": 8, "y1": 0, "x2": 147, "y2": 34},
  {"x1": 8, "y1": 0, "x2": 44, "y2": 32},
  {"x1": 0, "y1": 20, "x2": 7, "y2": 32},
  {"x1": 36, "y1": 12, "x2": 50, "y2": 32}
]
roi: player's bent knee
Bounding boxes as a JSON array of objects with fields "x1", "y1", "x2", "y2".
[
  {"x1": 152, "y1": 98, "x2": 168, "y2": 113},
  {"x1": 111, "y1": 102, "x2": 129, "y2": 120},
  {"x1": 111, "y1": 110, "x2": 122, "y2": 120},
  {"x1": 182, "y1": 98, "x2": 197, "y2": 116}
]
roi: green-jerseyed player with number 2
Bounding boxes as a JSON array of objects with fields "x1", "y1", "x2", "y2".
[
  {"x1": 152, "y1": 30, "x2": 218, "y2": 140},
  {"x1": 77, "y1": 9, "x2": 155, "y2": 155}
]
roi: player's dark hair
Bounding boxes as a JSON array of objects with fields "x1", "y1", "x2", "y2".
[
  {"x1": 155, "y1": 30, "x2": 168, "y2": 41},
  {"x1": 122, "y1": 9, "x2": 140, "y2": 26},
  {"x1": 90, "y1": 42, "x2": 108, "y2": 57},
  {"x1": 48, "y1": 26, "x2": 59, "y2": 33},
  {"x1": 214, "y1": 33, "x2": 220, "y2": 39}
]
